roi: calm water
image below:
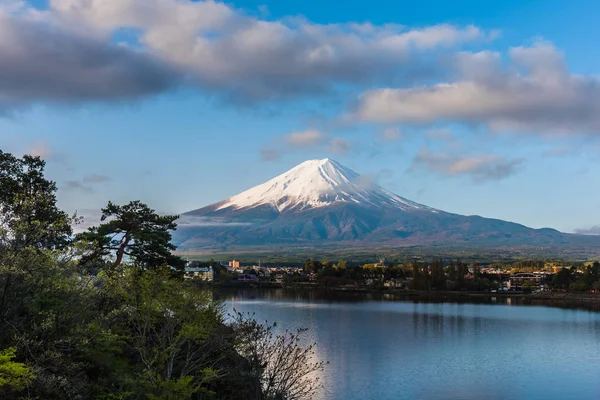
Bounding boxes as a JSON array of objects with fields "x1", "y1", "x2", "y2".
[{"x1": 221, "y1": 290, "x2": 600, "y2": 400}]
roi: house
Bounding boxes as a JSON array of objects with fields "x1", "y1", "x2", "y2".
[
  {"x1": 508, "y1": 273, "x2": 542, "y2": 290},
  {"x1": 384, "y1": 279, "x2": 404, "y2": 289},
  {"x1": 237, "y1": 273, "x2": 258, "y2": 282},
  {"x1": 184, "y1": 266, "x2": 214, "y2": 281}
]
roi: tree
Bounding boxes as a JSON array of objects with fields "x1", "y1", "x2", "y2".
[
  {"x1": 303, "y1": 259, "x2": 322, "y2": 275},
  {"x1": 78, "y1": 201, "x2": 184, "y2": 271},
  {"x1": 472, "y1": 262, "x2": 481, "y2": 278},
  {"x1": 0, "y1": 150, "x2": 329, "y2": 400},
  {"x1": 456, "y1": 260, "x2": 466, "y2": 290},
  {"x1": 522, "y1": 280, "x2": 534, "y2": 293},
  {"x1": 570, "y1": 278, "x2": 588, "y2": 292},
  {"x1": 232, "y1": 312, "x2": 326, "y2": 400},
  {"x1": 446, "y1": 260, "x2": 457, "y2": 282},
  {"x1": 0, "y1": 150, "x2": 76, "y2": 351},
  {"x1": 411, "y1": 263, "x2": 422, "y2": 290},
  {"x1": 430, "y1": 258, "x2": 446, "y2": 290},
  {"x1": 384, "y1": 265, "x2": 405, "y2": 280},
  {"x1": 115, "y1": 267, "x2": 232, "y2": 399},
  {"x1": 0, "y1": 347, "x2": 34, "y2": 393},
  {"x1": 552, "y1": 268, "x2": 573, "y2": 290},
  {"x1": 0, "y1": 150, "x2": 73, "y2": 251}
]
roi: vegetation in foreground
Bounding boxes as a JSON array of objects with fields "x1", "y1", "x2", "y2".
[{"x1": 0, "y1": 150, "x2": 325, "y2": 399}]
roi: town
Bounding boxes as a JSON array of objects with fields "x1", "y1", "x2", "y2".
[{"x1": 183, "y1": 258, "x2": 600, "y2": 294}]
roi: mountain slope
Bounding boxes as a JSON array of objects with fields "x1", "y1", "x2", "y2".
[
  {"x1": 173, "y1": 159, "x2": 594, "y2": 252},
  {"x1": 195, "y1": 158, "x2": 432, "y2": 214}
]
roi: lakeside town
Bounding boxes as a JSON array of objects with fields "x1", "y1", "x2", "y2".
[{"x1": 184, "y1": 258, "x2": 600, "y2": 294}]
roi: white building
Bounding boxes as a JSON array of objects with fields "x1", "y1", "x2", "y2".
[{"x1": 184, "y1": 267, "x2": 214, "y2": 281}]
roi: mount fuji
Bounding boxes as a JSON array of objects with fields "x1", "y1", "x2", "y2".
[{"x1": 173, "y1": 159, "x2": 593, "y2": 253}]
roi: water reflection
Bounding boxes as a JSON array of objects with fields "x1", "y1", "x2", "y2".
[
  {"x1": 222, "y1": 289, "x2": 600, "y2": 400},
  {"x1": 219, "y1": 288, "x2": 600, "y2": 312}
]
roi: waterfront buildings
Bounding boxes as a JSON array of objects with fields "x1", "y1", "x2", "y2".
[
  {"x1": 184, "y1": 266, "x2": 214, "y2": 281},
  {"x1": 508, "y1": 273, "x2": 543, "y2": 290}
]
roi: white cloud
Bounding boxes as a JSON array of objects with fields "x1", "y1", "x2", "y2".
[
  {"x1": 412, "y1": 147, "x2": 523, "y2": 182},
  {"x1": 285, "y1": 129, "x2": 323, "y2": 146},
  {"x1": 176, "y1": 215, "x2": 253, "y2": 227},
  {"x1": 0, "y1": 7, "x2": 178, "y2": 112},
  {"x1": 261, "y1": 129, "x2": 351, "y2": 160},
  {"x1": 354, "y1": 42, "x2": 600, "y2": 136},
  {"x1": 574, "y1": 225, "x2": 600, "y2": 235},
  {"x1": 0, "y1": 0, "x2": 492, "y2": 110}
]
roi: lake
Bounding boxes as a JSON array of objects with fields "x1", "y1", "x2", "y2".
[{"x1": 219, "y1": 289, "x2": 600, "y2": 400}]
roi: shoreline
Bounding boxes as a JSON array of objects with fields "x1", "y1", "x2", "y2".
[{"x1": 210, "y1": 281, "x2": 600, "y2": 306}]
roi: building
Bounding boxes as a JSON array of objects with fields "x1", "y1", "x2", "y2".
[
  {"x1": 508, "y1": 273, "x2": 542, "y2": 290},
  {"x1": 228, "y1": 259, "x2": 240, "y2": 269},
  {"x1": 184, "y1": 267, "x2": 214, "y2": 281},
  {"x1": 237, "y1": 273, "x2": 258, "y2": 282}
]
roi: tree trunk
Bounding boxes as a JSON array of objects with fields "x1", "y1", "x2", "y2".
[{"x1": 113, "y1": 233, "x2": 131, "y2": 269}]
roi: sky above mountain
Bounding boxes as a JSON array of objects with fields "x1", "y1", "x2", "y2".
[{"x1": 1, "y1": 0, "x2": 600, "y2": 233}]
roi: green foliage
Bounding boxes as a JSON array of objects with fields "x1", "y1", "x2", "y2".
[
  {"x1": 77, "y1": 200, "x2": 185, "y2": 271},
  {"x1": 570, "y1": 278, "x2": 588, "y2": 292},
  {"x1": 0, "y1": 347, "x2": 34, "y2": 391},
  {"x1": 521, "y1": 280, "x2": 534, "y2": 293},
  {"x1": 0, "y1": 150, "x2": 74, "y2": 251},
  {"x1": 145, "y1": 375, "x2": 198, "y2": 400},
  {"x1": 0, "y1": 149, "x2": 325, "y2": 400},
  {"x1": 303, "y1": 259, "x2": 322, "y2": 274},
  {"x1": 552, "y1": 268, "x2": 574, "y2": 289}
]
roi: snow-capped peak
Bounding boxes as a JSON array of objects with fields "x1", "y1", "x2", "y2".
[{"x1": 216, "y1": 158, "x2": 435, "y2": 213}]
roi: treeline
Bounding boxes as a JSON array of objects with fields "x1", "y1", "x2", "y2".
[
  {"x1": 551, "y1": 263, "x2": 600, "y2": 292},
  {"x1": 0, "y1": 150, "x2": 324, "y2": 399},
  {"x1": 300, "y1": 259, "x2": 491, "y2": 291},
  {"x1": 299, "y1": 258, "x2": 600, "y2": 293}
]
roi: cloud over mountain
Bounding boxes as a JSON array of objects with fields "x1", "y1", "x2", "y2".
[
  {"x1": 260, "y1": 129, "x2": 351, "y2": 161},
  {"x1": 354, "y1": 42, "x2": 600, "y2": 135},
  {"x1": 411, "y1": 148, "x2": 523, "y2": 182},
  {"x1": 285, "y1": 130, "x2": 324, "y2": 146}
]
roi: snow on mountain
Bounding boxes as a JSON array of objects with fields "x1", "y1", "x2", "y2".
[
  {"x1": 174, "y1": 158, "x2": 594, "y2": 253},
  {"x1": 216, "y1": 158, "x2": 434, "y2": 213}
]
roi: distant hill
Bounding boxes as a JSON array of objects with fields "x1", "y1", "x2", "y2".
[{"x1": 172, "y1": 158, "x2": 600, "y2": 256}]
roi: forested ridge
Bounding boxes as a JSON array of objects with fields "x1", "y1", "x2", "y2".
[{"x1": 0, "y1": 150, "x2": 324, "y2": 400}]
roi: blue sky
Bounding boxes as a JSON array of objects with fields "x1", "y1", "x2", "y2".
[{"x1": 1, "y1": 0, "x2": 600, "y2": 233}]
